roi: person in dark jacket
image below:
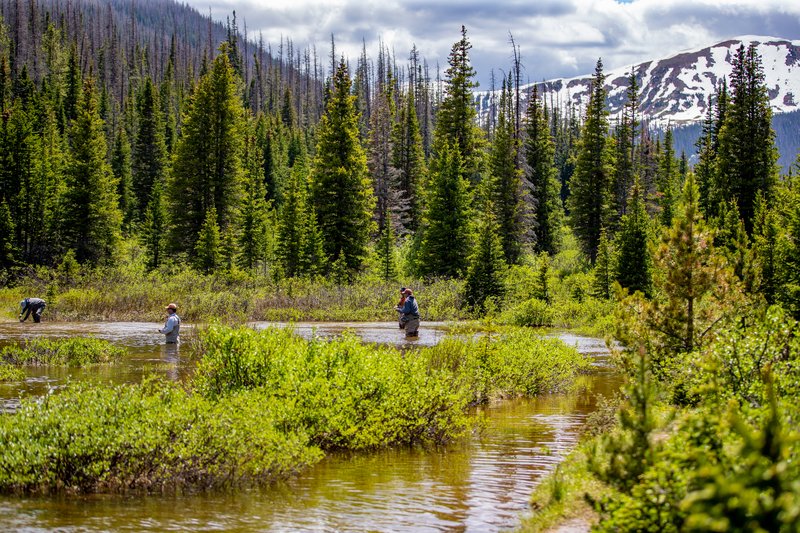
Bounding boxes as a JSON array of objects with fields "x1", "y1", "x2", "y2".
[
  {"x1": 397, "y1": 288, "x2": 420, "y2": 337},
  {"x1": 396, "y1": 287, "x2": 407, "y2": 329},
  {"x1": 19, "y1": 297, "x2": 46, "y2": 323}
]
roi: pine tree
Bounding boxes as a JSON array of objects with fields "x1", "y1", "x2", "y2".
[
  {"x1": 301, "y1": 204, "x2": 326, "y2": 278},
  {"x1": 375, "y1": 212, "x2": 398, "y2": 281},
  {"x1": 310, "y1": 58, "x2": 375, "y2": 276},
  {"x1": 433, "y1": 25, "x2": 484, "y2": 183},
  {"x1": 649, "y1": 173, "x2": 737, "y2": 355},
  {"x1": 751, "y1": 195, "x2": 779, "y2": 304},
  {"x1": 656, "y1": 127, "x2": 678, "y2": 227},
  {"x1": 715, "y1": 45, "x2": 779, "y2": 232},
  {"x1": 368, "y1": 82, "x2": 400, "y2": 235},
  {"x1": 141, "y1": 182, "x2": 166, "y2": 270},
  {"x1": 0, "y1": 199, "x2": 18, "y2": 273},
  {"x1": 194, "y1": 206, "x2": 221, "y2": 273},
  {"x1": 776, "y1": 174, "x2": 800, "y2": 317},
  {"x1": 111, "y1": 127, "x2": 134, "y2": 231},
  {"x1": 277, "y1": 163, "x2": 309, "y2": 278},
  {"x1": 132, "y1": 77, "x2": 168, "y2": 220},
  {"x1": 168, "y1": 46, "x2": 245, "y2": 256},
  {"x1": 713, "y1": 199, "x2": 749, "y2": 281},
  {"x1": 592, "y1": 227, "x2": 614, "y2": 299},
  {"x1": 614, "y1": 179, "x2": 653, "y2": 297},
  {"x1": 60, "y1": 78, "x2": 122, "y2": 265},
  {"x1": 487, "y1": 76, "x2": 525, "y2": 264},
  {"x1": 567, "y1": 59, "x2": 615, "y2": 264},
  {"x1": 613, "y1": 70, "x2": 639, "y2": 221},
  {"x1": 417, "y1": 141, "x2": 473, "y2": 278},
  {"x1": 524, "y1": 84, "x2": 563, "y2": 255},
  {"x1": 391, "y1": 88, "x2": 427, "y2": 233},
  {"x1": 238, "y1": 124, "x2": 270, "y2": 271},
  {"x1": 464, "y1": 205, "x2": 506, "y2": 313}
]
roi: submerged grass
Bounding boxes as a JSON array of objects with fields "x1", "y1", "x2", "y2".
[{"x1": 0, "y1": 325, "x2": 589, "y2": 494}]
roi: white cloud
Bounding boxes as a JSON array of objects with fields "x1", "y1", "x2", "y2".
[{"x1": 188, "y1": 0, "x2": 800, "y2": 84}]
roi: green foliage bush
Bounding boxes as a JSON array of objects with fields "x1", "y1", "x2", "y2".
[
  {"x1": 499, "y1": 298, "x2": 553, "y2": 327},
  {"x1": 0, "y1": 337, "x2": 125, "y2": 366},
  {"x1": 193, "y1": 326, "x2": 589, "y2": 448},
  {"x1": 0, "y1": 378, "x2": 320, "y2": 494},
  {"x1": 0, "y1": 364, "x2": 24, "y2": 382}
]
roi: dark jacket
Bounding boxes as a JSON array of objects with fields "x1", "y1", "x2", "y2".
[{"x1": 400, "y1": 295, "x2": 419, "y2": 319}]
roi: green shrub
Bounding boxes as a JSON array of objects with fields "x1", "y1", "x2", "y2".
[
  {"x1": 0, "y1": 379, "x2": 320, "y2": 494},
  {"x1": 499, "y1": 298, "x2": 553, "y2": 327},
  {"x1": 192, "y1": 326, "x2": 472, "y2": 449},
  {"x1": 1, "y1": 338, "x2": 125, "y2": 366},
  {"x1": 0, "y1": 364, "x2": 24, "y2": 382}
]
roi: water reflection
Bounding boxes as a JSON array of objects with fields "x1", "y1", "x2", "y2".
[{"x1": 0, "y1": 322, "x2": 622, "y2": 531}]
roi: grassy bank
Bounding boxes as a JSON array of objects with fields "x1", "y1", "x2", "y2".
[{"x1": 1, "y1": 338, "x2": 125, "y2": 366}]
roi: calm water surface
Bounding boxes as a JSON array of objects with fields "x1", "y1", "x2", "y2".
[{"x1": 0, "y1": 321, "x2": 622, "y2": 532}]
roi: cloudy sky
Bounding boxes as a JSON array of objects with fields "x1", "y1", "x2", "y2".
[{"x1": 192, "y1": 0, "x2": 800, "y2": 86}]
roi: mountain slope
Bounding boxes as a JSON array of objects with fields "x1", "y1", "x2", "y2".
[{"x1": 476, "y1": 36, "x2": 800, "y2": 126}]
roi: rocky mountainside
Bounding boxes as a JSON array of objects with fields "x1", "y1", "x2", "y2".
[{"x1": 476, "y1": 36, "x2": 800, "y2": 126}]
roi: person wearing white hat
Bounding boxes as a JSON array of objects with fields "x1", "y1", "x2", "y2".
[{"x1": 159, "y1": 303, "x2": 181, "y2": 344}]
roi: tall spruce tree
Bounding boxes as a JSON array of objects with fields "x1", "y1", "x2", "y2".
[
  {"x1": 567, "y1": 59, "x2": 615, "y2": 264},
  {"x1": 194, "y1": 207, "x2": 222, "y2": 273},
  {"x1": 524, "y1": 84, "x2": 563, "y2": 255},
  {"x1": 487, "y1": 76, "x2": 525, "y2": 264},
  {"x1": 464, "y1": 205, "x2": 506, "y2": 313},
  {"x1": 715, "y1": 44, "x2": 779, "y2": 232},
  {"x1": 417, "y1": 141, "x2": 473, "y2": 277},
  {"x1": 168, "y1": 46, "x2": 245, "y2": 257},
  {"x1": 111, "y1": 127, "x2": 134, "y2": 231},
  {"x1": 60, "y1": 78, "x2": 122, "y2": 265},
  {"x1": 656, "y1": 127, "x2": 679, "y2": 227},
  {"x1": 433, "y1": 25, "x2": 484, "y2": 183},
  {"x1": 310, "y1": 58, "x2": 375, "y2": 276},
  {"x1": 613, "y1": 70, "x2": 639, "y2": 221},
  {"x1": 614, "y1": 178, "x2": 653, "y2": 297},
  {"x1": 391, "y1": 88, "x2": 427, "y2": 233},
  {"x1": 132, "y1": 77, "x2": 168, "y2": 220},
  {"x1": 141, "y1": 182, "x2": 166, "y2": 270},
  {"x1": 592, "y1": 226, "x2": 614, "y2": 299},
  {"x1": 238, "y1": 123, "x2": 271, "y2": 271}
]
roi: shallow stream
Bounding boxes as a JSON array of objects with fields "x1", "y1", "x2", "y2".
[{"x1": 0, "y1": 321, "x2": 622, "y2": 531}]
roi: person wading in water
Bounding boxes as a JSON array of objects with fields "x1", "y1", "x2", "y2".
[
  {"x1": 396, "y1": 288, "x2": 420, "y2": 338},
  {"x1": 159, "y1": 303, "x2": 181, "y2": 344}
]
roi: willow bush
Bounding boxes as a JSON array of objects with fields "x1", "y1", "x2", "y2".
[
  {"x1": 0, "y1": 379, "x2": 320, "y2": 494},
  {"x1": 1, "y1": 337, "x2": 125, "y2": 366}
]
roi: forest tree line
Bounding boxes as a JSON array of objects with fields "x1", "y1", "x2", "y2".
[{"x1": 0, "y1": 0, "x2": 798, "y2": 317}]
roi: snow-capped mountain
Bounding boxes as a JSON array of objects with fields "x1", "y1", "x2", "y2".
[{"x1": 475, "y1": 36, "x2": 800, "y2": 126}]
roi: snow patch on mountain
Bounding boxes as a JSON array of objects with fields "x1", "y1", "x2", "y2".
[{"x1": 475, "y1": 36, "x2": 800, "y2": 127}]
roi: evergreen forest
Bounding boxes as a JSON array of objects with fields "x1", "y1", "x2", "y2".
[{"x1": 1, "y1": 0, "x2": 800, "y2": 529}]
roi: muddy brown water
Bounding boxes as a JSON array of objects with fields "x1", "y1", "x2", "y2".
[{"x1": 0, "y1": 321, "x2": 622, "y2": 532}]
